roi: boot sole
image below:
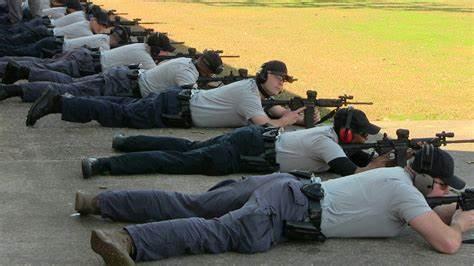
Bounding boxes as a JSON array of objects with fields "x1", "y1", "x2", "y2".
[
  {"x1": 91, "y1": 230, "x2": 135, "y2": 266},
  {"x1": 81, "y1": 159, "x2": 91, "y2": 179}
]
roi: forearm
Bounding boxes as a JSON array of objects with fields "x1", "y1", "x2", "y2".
[{"x1": 433, "y1": 203, "x2": 457, "y2": 225}]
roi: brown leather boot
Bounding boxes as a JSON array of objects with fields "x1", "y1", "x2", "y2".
[
  {"x1": 74, "y1": 191, "x2": 100, "y2": 215},
  {"x1": 91, "y1": 229, "x2": 135, "y2": 266}
]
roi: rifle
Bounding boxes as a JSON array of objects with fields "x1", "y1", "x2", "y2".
[
  {"x1": 341, "y1": 129, "x2": 474, "y2": 167},
  {"x1": 427, "y1": 188, "x2": 474, "y2": 244},
  {"x1": 107, "y1": 9, "x2": 128, "y2": 16},
  {"x1": 197, "y1": 68, "x2": 255, "y2": 86},
  {"x1": 262, "y1": 90, "x2": 373, "y2": 128},
  {"x1": 115, "y1": 17, "x2": 164, "y2": 26},
  {"x1": 154, "y1": 48, "x2": 239, "y2": 61}
]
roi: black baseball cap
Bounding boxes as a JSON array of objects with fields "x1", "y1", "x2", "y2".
[
  {"x1": 411, "y1": 148, "x2": 465, "y2": 190},
  {"x1": 261, "y1": 60, "x2": 295, "y2": 83},
  {"x1": 111, "y1": 26, "x2": 130, "y2": 44},
  {"x1": 146, "y1": 33, "x2": 176, "y2": 52},
  {"x1": 201, "y1": 50, "x2": 223, "y2": 74},
  {"x1": 66, "y1": 0, "x2": 82, "y2": 11},
  {"x1": 334, "y1": 108, "x2": 381, "y2": 135},
  {"x1": 94, "y1": 10, "x2": 109, "y2": 26}
]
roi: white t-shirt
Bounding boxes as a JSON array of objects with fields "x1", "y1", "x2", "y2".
[
  {"x1": 138, "y1": 57, "x2": 198, "y2": 96},
  {"x1": 276, "y1": 126, "x2": 346, "y2": 172},
  {"x1": 320, "y1": 167, "x2": 431, "y2": 237},
  {"x1": 53, "y1": 20, "x2": 92, "y2": 39},
  {"x1": 63, "y1": 34, "x2": 110, "y2": 51},
  {"x1": 100, "y1": 43, "x2": 156, "y2": 72},
  {"x1": 51, "y1": 10, "x2": 86, "y2": 28},
  {"x1": 41, "y1": 7, "x2": 66, "y2": 19},
  {"x1": 190, "y1": 79, "x2": 267, "y2": 128}
]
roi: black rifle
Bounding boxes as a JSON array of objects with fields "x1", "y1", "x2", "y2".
[
  {"x1": 154, "y1": 48, "x2": 239, "y2": 61},
  {"x1": 341, "y1": 129, "x2": 474, "y2": 167},
  {"x1": 115, "y1": 17, "x2": 163, "y2": 26},
  {"x1": 197, "y1": 68, "x2": 255, "y2": 86},
  {"x1": 427, "y1": 188, "x2": 474, "y2": 244},
  {"x1": 262, "y1": 90, "x2": 373, "y2": 128},
  {"x1": 107, "y1": 9, "x2": 128, "y2": 16}
]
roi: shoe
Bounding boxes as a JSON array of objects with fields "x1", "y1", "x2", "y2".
[
  {"x1": 90, "y1": 229, "x2": 135, "y2": 266},
  {"x1": 26, "y1": 88, "x2": 59, "y2": 127},
  {"x1": 112, "y1": 133, "x2": 126, "y2": 151},
  {"x1": 82, "y1": 157, "x2": 101, "y2": 179},
  {"x1": 75, "y1": 191, "x2": 100, "y2": 215},
  {"x1": 0, "y1": 85, "x2": 8, "y2": 101},
  {"x1": 2, "y1": 60, "x2": 29, "y2": 84}
]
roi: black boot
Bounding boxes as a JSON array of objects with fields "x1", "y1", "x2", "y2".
[
  {"x1": 82, "y1": 157, "x2": 111, "y2": 179},
  {"x1": 2, "y1": 60, "x2": 30, "y2": 84},
  {"x1": 111, "y1": 133, "x2": 127, "y2": 151},
  {"x1": 26, "y1": 88, "x2": 61, "y2": 127},
  {"x1": 0, "y1": 84, "x2": 22, "y2": 101}
]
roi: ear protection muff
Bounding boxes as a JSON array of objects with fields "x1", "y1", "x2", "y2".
[
  {"x1": 413, "y1": 144, "x2": 435, "y2": 196},
  {"x1": 339, "y1": 107, "x2": 354, "y2": 144},
  {"x1": 413, "y1": 173, "x2": 435, "y2": 196}
]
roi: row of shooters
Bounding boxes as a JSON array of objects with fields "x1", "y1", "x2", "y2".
[{"x1": 1, "y1": 0, "x2": 474, "y2": 265}]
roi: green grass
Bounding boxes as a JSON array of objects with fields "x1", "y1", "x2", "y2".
[{"x1": 96, "y1": 0, "x2": 474, "y2": 120}]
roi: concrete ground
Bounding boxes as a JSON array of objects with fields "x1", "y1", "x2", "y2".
[{"x1": 0, "y1": 98, "x2": 473, "y2": 265}]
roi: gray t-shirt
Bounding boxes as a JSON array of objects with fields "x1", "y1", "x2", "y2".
[
  {"x1": 53, "y1": 20, "x2": 92, "y2": 39},
  {"x1": 51, "y1": 10, "x2": 85, "y2": 27},
  {"x1": 63, "y1": 34, "x2": 110, "y2": 51},
  {"x1": 276, "y1": 126, "x2": 346, "y2": 172},
  {"x1": 190, "y1": 79, "x2": 267, "y2": 128},
  {"x1": 100, "y1": 43, "x2": 156, "y2": 72},
  {"x1": 138, "y1": 57, "x2": 198, "y2": 97},
  {"x1": 320, "y1": 167, "x2": 431, "y2": 237}
]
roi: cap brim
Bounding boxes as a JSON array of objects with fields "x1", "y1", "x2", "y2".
[
  {"x1": 445, "y1": 175, "x2": 466, "y2": 190},
  {"x1": 163, "y1": 44, "x2": 176, "y2": 52},
  {"x1": 366, "y1": 123, "x2": 381, "y2": 135}
]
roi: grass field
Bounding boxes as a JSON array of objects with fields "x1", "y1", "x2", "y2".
[{"x1": 95, "y1": 0, "x2": 473, "y2": 121}]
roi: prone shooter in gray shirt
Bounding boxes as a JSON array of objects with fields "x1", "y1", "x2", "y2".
[
  {"x1": 74, "y1": 147, "x2": 473, "y2": 265},
  {"x1": 80, "y1": 108, "x2": 391, "y2": 179}
]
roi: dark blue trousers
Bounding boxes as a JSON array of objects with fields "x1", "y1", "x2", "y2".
[
  {"x1": 20, "y1": 66, "x2": 133, "y2": 102},
  {"x1": 98, "y1": 173, "x2": 309, "y2": 262},
  {"x1": 108, "y1": 125, "x2": 267, "y2": 175},
  {"x1": 0, "y1": 36, "x2": 61, "y2": 57},
  {"x1": 0, "y1": 47, "x2": 95, "y2": 78},
  {"x1": 61, "y1": 89, "x2": 183, "y2": 129}
]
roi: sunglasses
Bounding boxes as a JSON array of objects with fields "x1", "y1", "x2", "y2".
[
  {"x1": 433, "y1": 180, "x2": 448, "y2": 189},
  {"x1": 268, "y1": 71, "x2": 289, "y2": 83}
]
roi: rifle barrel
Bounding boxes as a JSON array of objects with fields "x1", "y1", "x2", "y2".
[
  {"x1": 345, "y1": 101, "x2": 373, "y2": 105},
  {"x1": 220, "y1": 55, "x2": 240, "y2": 58},
  {"x1": 446, "y1": 139, "x2": 474, "y2": 144}
]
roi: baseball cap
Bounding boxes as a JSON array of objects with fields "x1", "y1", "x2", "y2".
[
  {"x1": 261, "y1": 60, "x2": 295, "y2": 83},
  {"x1": 201, "y1": 50, "x2": 223, "y2": 74},
  {"x1": 66, "y1": 0, "x2": 82, "y2": 11},
  {"x1": 110, "y1": 26, "x2": 130, "y2": 44},
  {"x1": 411, "y1": 147, "x2": 465, "y2": 190},
  {"x1": 334, "y1": 108, "x2": 381, "y2": 135},
  {"x1": 94, "y1": 10, "x2": 109, "y2": 26},
  {"x1": 146, "y1": 33, "x2": 176, "y2": 52}
]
